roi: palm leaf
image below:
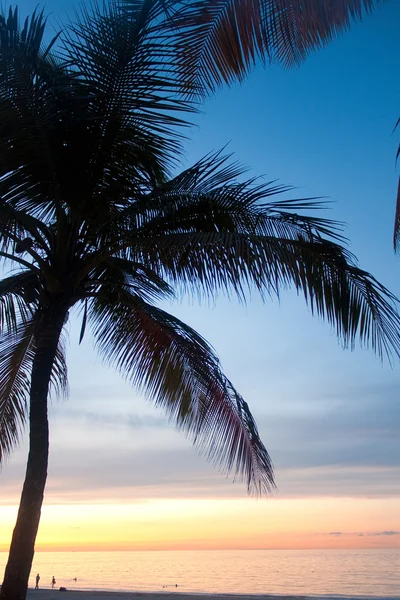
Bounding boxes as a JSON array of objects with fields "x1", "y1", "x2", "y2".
[
  {"x1": 79, "y1": 256, "x2": 174, "y2": 302},
  {"x1": 51, "y1": 333, "x2": 69, "y2": 401},
  {"x1": 0, "y1": 319, "x2": 35, "y2": 463},
  {"x1": 90, "y1": 289, "x2": 274, "y2": 494},
  {"x1": 122, "y1": 150, "x2": 344, "y2": 243},
  {"x1": 0, "y1": 7, "x2": 77, "y2": 222},
  {"x1": 393, "y1": 118, "x2": 400, "y2": 251},
  {"x1": 394, "y1": 177, "x2": 400, "y2": 252},
  {"x1": 0, "y1": 202, "x2": 52, "y2": 281},
  {"x1": 98, "y1": 257, "x2": 175, "y2": 300},
  {"x1": 0, "y1": 271, "x2": 37, "y2": 334},
  {"x1": 61, "y1": 0, "x2": 197, "y2": 197},
  {"x1": 0, "y1": 314, "x2": 68, "y2": 464},
  {"x1": 159, "y1": 0, "x2": 386, "y2": 94},
  {"x1": 129, "y1": 230, "x2": 400, "y2": 360},
  {"x1": 77, "y1": 150, "x2": 400, "y2": 361},
  {"x1": 96, "y1": 151, "x2": 398, "y2": 360}
]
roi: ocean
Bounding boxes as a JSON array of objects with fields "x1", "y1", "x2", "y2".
[{"x1": 0, "y1": 550, "x2": 399, "y2": 597}]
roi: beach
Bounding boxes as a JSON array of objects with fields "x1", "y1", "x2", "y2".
[
  {"x1": 25, "y1": 592, "x2": 380, "y2": 600},
  {"x1": 26, "y1": 593, "x2": 311, "y2": 600}
]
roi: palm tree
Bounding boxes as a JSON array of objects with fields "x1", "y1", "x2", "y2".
[{"x1": 0, "y1": 2, "x2": 398, "y2": 600}]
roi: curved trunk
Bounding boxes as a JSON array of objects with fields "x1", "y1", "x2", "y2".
[{"x1": 1, "y1": 306, "x2": 67, "y2": 600}]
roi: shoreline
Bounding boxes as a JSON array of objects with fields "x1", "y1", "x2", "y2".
[
  {"x1": 26, "y1": 592, "x2": 311, "y2": 600},
  {"x1": 24, "y1": 590, "x2": 400, "y2": 600}
]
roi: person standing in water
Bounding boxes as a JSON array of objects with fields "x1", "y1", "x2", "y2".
[
  {"x1": 35, "y1": 574, "x2": 40, "y2": 589},
  {"x1": 51, "y1": 576, "x2": 56, "y2": 589}
]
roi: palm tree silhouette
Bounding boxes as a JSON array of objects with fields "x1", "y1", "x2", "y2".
[{"x1": 0, "y1": 2, "x2": 396, "y2": 599}]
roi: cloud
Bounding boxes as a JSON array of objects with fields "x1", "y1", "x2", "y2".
[
  {"x1": 276, "y1": 465, "x2": 400, "y2": 498},
  {"x1": 67, "y1": 410, "x2": 170, "y2": 430},
  {"x1": 256, "y1": 381, "x2": 400, "y2": 473},
  {"x1": 320, "y1": 531, "x2": 399, "y2": 539},
  {"x1": 3, "y1": 371, "x2": 400, "y2": 504},
  {"x1": 369, "y1": 531, "x2": 400, "y2": 536}
]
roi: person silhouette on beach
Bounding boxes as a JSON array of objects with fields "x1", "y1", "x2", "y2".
[
  {"x1": 51, "y1": 576, "x2": 56, "y2": 589},
  {"x1": 35, "y1": 574, "x2": 40, "y2": 589}
]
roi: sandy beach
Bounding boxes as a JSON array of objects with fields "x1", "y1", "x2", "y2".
[
  {"x1": 24, "y1": 590, "x2": 398, "y2": 600},
  {"x1": 25, "y1": 591, "x2": 323, "y2": 600}
]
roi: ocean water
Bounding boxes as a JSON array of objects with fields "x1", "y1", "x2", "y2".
[{"x1": 1, "y1": 550, "x2": 399, "y2": 597}]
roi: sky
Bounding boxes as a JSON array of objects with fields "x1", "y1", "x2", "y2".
[{"x1": 1, "y1": 0, "x2": 400, "y2": 552}]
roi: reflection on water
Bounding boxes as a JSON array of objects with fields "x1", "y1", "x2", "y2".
[{"x1": 0, "y1": 550, "x2": 399, "y2": 597}]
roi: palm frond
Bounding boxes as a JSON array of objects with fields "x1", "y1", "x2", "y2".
[
  {"x1": 122, "y1": 150, "x2": 344, "y2": 243},
  {"x1": 394, "y1": 117, "x2": 400, "y2": 164},
  {"x1": 61, "y1": 0, "x2": 198, "y2": 197},
  {"x1": 0, "y1": 314, "x2": 68, "y2": 463},
  {"x1": 74, "y1": 149, "x2": 400, "y2": 361},
  {"x1": 96, "y1": 151, "x2": 399, "y2": 361},
  {"x1": 90, "y1": 290, "x2": 274, "y2": 494},
  {"x1": 0, "y1": 271, "x2": 37, "y2": 334},
  {"x1": 99, "y1": 257, "x2": 175, "y2": 301},
  {"x1": 0, "y1": 200, "x2": 51, "y2": 267},
  {"x1": 0, "y1": 6, "x2": 76, "y2": 221},
  {"x1": 394, "y1": 177, "x2": 400, "y2": 253},
  {"x1": 130, "y1": 232, "x2": 400, "y2": 360},
  {"x1": 393, "y1": 118, "x2": 400, "y2": 252},
  {"x1": 0, "y1": 319, "x2": 35, "y2": 463},
  {"x1": 51, "y1": 333, "x2": 69, "y2": 401},
  {"x1": 80, "y1": 256, "x2": 175, "y2": 301},
  {"x1": 161, "y1": 0, "x2": 385, "y2": 94}
]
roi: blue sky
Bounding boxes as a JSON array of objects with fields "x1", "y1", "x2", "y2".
[{"x1": 1, "y1": 0, "x2": 400, "y2": 549}]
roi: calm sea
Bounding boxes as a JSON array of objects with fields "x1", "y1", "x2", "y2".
[{"x1": 1, "y1": 550, "x2": 399, "y2": 597}]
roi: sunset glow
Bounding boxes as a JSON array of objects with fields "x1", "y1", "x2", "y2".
[{"x1": 1, "y1": 497, "x2": 399, "y2": 552}]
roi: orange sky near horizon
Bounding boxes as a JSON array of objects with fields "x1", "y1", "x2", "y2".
[{"x1": 1, "y1": 497, "x2": 399, "y2": 552}]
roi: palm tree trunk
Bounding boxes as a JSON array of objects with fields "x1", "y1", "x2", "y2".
[{"x1": 1, "y1": 306, "x2": 67, "y2": 600}]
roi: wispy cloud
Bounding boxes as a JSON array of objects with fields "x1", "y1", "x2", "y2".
[
  {"x1": 369, "y1": 531, "x2": 400, "y2": 536},
  {"x1": 323, "y1": 531, "x2": 400, "y2": 538},
  {"x1": 3, "y1": 362, "x2": 400, "y2": 505}
]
